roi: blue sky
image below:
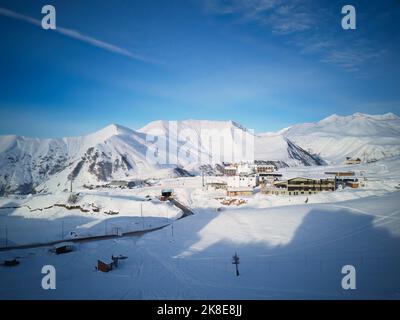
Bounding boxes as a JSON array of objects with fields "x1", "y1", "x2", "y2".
[{"x1": 0, "y1": 0, "x2": 399, "y2": 137}]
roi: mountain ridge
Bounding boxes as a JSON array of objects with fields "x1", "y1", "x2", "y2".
[
  {"x1": 279, "y1": 112, "x2": 400, "y2": 164},
  {"x1": 0, "y1": 113, "x2": 398, "y2": 195}
]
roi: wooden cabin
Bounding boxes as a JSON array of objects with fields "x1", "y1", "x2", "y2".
[
  {"x1": 97, "y1": 260, "x2": 113, "y2": 273},
  {"x1": 161, "y1": 189, "x2": 173, "y2": 201},
  {"x1": 227, "y1": 187, "x2": 254, "y2": 197},
  {"x1": 345, "y1": 157, "x2": 362, "y2": 165},
  {"x1": 346, "y1": 181, "x2": 360, "y2": 188}
]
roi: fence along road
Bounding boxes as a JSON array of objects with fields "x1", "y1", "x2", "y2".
[{"x1": 0, "y1": 196, "x2": 194, "y2": 252}]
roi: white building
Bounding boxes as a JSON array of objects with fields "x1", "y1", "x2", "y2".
[
  {"x1": 236, "y1": 163, "x2": 255, "y2": 176},
  {"x1": 255, "y1": 164, "x2": 276, "y2": 173},
  {"x1": 227, "y1": 175, "x2": 259, "y2": 188},
  {"x1": 224, "y1": 166, "x2": 237, "y2": 176}
]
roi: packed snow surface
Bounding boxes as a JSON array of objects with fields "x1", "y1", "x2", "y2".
[{"x1": 1, "y1": 157, "x2": 400, "y2": 299}]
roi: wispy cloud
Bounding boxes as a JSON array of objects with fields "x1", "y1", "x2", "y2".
[
  {"x1": 204, "y1": 0, "x2": 388, "y2": 72},
  {"x1": 321, "y1": 47, "x2": 385, "y2": 72},
  {"x1": 289, "y1": 34, "x2": 387, "y2": 72},
  {"x1": 0, "y1": 7, "x2": 158, "y2": 64},
  {"x1": 205, "y1": 0, "x2": 315, "y2": 34}
]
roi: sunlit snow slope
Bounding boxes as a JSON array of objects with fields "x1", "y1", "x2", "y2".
[{"x1": 280, "y1": 113, "x2": 400, "y2": 164}]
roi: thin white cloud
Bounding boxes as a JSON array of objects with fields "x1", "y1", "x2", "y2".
[
  {"x1": 0, "y1": 7, "x2": 158, "y2": 64},
  {"x1": 205, "y1": 0, "x2": 314, "y2": 34},
  {"x1": 204, "y1": 1, "x2": 389, "y2": 72},
  {"x1": 289, "y1": 33, "x2": 387, "y2": 72}
]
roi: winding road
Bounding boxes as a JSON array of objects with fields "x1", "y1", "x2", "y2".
[{"x1": 0, "y1": 197, "x2": 194, "y2": 252}]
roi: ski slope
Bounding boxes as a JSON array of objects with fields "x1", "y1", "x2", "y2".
[{"x1": 0, "y1": 191, "x2": 399, "y2": 299}]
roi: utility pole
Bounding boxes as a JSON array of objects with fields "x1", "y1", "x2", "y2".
[
  {"x1": 232, "y1": 252, "x2": 240, "y2": 277},
  {"x1": 202, "y1": 171, "x2": 205, "y2": 187},
  {"x1": 70, "y1": 178, "x2": 73, "y2": 193},
  {"x1": 141, "y1": 202, "x2": 144, "y2": 230}
]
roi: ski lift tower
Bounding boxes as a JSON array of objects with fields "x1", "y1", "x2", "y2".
[
  {"x1": 67, "y1": 173, "x2": 74, "y2": 193},
  {"x1": 232, "y1": 252, "x2": 240, "y2": 277}
]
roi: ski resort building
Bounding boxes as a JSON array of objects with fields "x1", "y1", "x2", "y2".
[
  {"x1": 205, "y1": 181, "x2": 228, "y2": 191},
  {"x1": 255, "y1": 164, "x2": 276, "y2": 173},
  {"x1": 223, "y1": 162, "x2": 275, "y2": 177},
  {"x1": 261, "y1": 177, "x2": 336, "y2": 196},
  {"x1": 345, "y1": 157, "x2": 362, "y2": 165},
  {"x1": 236, "y1": 163, "x2": 255, "y2": 176},
  {"x1": 227, "y1": 175, "x2": 259, "y2": 188},
  {"x1": 227, "y1": 187, "x2": 254, "y2": 197},
  {"x1": 324, "y1": 171, "x2": 359, "y2": 189},
  {"x1": 224, "y1": 166, "x2": 237, "y2": 176},
  {"x1": 258, "y1": 173, "x2": 283, "y2": 184},
  {"x1": 108, "y1": 180, "x2": 137, "y2": 188}
]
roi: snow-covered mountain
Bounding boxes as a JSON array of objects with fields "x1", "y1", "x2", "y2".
[
  {"x1": 2, "y1": 113, "x2": 396, "y2": 195},
  {"x1": 0, "y1": 124, "x2": 178, "y2": 195},
  {"x1": 0, "y1": 120, "x2": 322, "y2": 195},
  {"x1": 280, "y1": 112, "x2": 400, "y2": 164},
  {"x1": 139, "y1": 119, "x2": 323, "y2": 168}
]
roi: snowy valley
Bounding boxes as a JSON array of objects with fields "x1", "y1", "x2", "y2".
[{"x1": 0, "y1": 113, "x2": 400, "y2": 299}]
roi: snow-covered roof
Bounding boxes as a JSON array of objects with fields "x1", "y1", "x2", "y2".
[
  {"x1": 54, "y1": 242, "x2": 75, "y2": 249},
  {"x1": 282, "y1": 173, "x2": 333, "y2": 181},
  {"x1": 224, "y1": 166, "x2": 237, "y2": 170}
]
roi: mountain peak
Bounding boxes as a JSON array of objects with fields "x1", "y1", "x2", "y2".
[
  {"x1": 319, "y1": 112, "x2": 399, "y2": 124},
  {"x1": 319, "y1": 114, "x2": 340, "y2": 123},
  {"x1": 105, "y1": 123, "x2": 129, "y2": 132},
  {"x1": 350, "y1": 112, "x2": 399, "y2": 121},
  {"x1": 139, "y1": 119, "x2": 249, "y2": 135},
  {"x1": 88, "y1": 123, "x2": 132, "y2": 141},
  {"x1": 376, "y1": 112, "x2": 399, "y2": 120}
]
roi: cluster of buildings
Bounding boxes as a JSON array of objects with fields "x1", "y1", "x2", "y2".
[
  {"x1": 206, "y1": 163, "x2": 276, "y2": 196},
  {"x1": 205, "y1": 162, "x2": 361, "y2": 198},
  {"x1": 260, "y1": 171, "x2": 360, "y2": 196},
  {"x1": 261, "y1": 176, "x2": 336, "y2": 196},
  {"x1": 223, "y1": 163, "x2": 276, "y2": 176}
]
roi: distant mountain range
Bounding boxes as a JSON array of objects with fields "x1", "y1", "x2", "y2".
[
  {"x1": 0, "y1": 112, "x2": 398, "y2": 195},
  {"x1": 278, "y1": 112, "x2": 400, "y2": 164}
]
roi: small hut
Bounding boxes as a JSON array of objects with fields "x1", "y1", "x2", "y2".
[
  {"x1": 97, "y1": 255, "x2": 128, "y2": 272},
  {"x1": 54, "y1": 242, "x2": 75, "y2": 255},
  {"x1": 161, "y1": 189, "x2": 173, "y2": 201},
  {"x1": 97, "y1": 259, "x2": 113, "y2": 272},
  {"x1": 3, "y1": 258, "x2": 20, "y2": 267}
]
